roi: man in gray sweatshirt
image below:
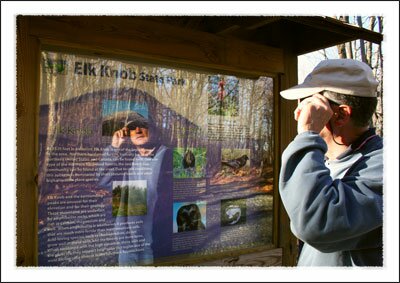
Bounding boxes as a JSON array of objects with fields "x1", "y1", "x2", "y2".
[{"x1": 279, "y1": 59, "x2": 383, "y2": 266}]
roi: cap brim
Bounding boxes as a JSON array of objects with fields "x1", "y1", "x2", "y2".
[{"x1": 280, "y1": 84, "x2": 325, "y2": 100}]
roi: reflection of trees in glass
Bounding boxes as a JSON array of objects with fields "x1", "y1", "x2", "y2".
[
  {"x1": 112, "y1": 185, "x2": 147, "y2": 217},
  {"x1": 251, "y1": 77, "x2": 274, "y2": 172},
  {"x1": 154, "y1": 68, "x2": 209, "y2": 133},
  {"x1": 151, "y1": 67, "x2": 209, "y2": 150},
  {"x1": 214, "y1": 76, "x2": 274, "y2": 175}
]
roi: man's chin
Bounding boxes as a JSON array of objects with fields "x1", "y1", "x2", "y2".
[{"x1": 132, "y1": 138, "x2": 149, "y2": 146}]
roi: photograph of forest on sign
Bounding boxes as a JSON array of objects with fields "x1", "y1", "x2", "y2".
[
  {"x1": 112, "y1": 180, "x2": 147, "y2": 217},
  {"x1": 208, "y1": 75, "x2": 239, "y2": 116}
]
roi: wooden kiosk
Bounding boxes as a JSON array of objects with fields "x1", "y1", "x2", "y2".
[{"x1": 16, "y1": 16, "x2": 383, "y2": 267}]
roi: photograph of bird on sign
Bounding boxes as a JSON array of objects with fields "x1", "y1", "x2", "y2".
[
  {"x1": 172, "y1": 201, "x2": 207, "y2": 233},
  {"x1": 220, "y1": 149, "x2": 250, "y2": 176}
]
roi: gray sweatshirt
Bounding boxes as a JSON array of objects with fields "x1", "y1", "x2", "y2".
[{"x1": 279, "y1": 129, "x2": 383, "y2": 266}]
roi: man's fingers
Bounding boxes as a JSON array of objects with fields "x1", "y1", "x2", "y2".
[
  {"x1": 116, "y1": 130, "x2": 123, "y2": 138},
  {"x1": 121, "y1": 127, "x2": 129, "y2": 137},
  {"x1": 295, "y1": 96, "x2": 314, "y2": 121},
  {"x1": 311, "y1": 93, "x2": 331, "y2": 107},
  {"x1": 114, "y1": 127, "x2": 129, "y2": 138},
  {"x1": 111, "y1": 127, "x2": 130, "y2": 148},
  {"x1": 295, "y1": 93, "x2": 334, "y2": 134}
]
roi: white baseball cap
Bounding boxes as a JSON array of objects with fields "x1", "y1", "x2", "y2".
[{"x1": 280, "y1": 59, "x2": 379, "y2": 100}]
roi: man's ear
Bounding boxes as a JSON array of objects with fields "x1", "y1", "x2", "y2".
[{"x1": 333, "y1": 105, "x2": 352, "y2": 126}]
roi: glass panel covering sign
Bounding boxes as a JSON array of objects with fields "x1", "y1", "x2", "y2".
[{"x1": 38, "y1": 51, "x2": 274, "y2": 266}]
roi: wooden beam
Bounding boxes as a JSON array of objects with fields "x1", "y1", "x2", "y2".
[{"x1": 27, "y1": 16, "x2": 284, "y2": 76}]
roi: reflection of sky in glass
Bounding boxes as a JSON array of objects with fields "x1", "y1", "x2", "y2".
[
  {"x1": 172, "y1": 201, "x2": 207, "y2": 233},
  {"x1": 102, "y1": 99, "x2": 148, "y2": 118}
]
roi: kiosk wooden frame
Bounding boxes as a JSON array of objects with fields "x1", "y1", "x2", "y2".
[{"x1": 16, "y1": 15, "x2": 382, "y2": 266}]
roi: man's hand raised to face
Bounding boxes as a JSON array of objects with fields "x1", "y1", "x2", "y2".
[{"x1": 294, "y1": 93, "x2": 334, "y2": 134}]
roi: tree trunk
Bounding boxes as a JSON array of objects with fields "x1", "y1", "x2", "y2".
[
  {"x1": 337, "y1": 44, "x2": 346, "y2": 58},
  {"x1": 373, "y1": 16, "x2": 384, "y2": 137},
  {"x1": 357, "y1": 16, "x2": 367, "y2": 64},
  {"x1": 335, "y1": 16, "x2": 348, "y2": 58},
  {"x1": 366, "y1": 16, "x2": 376, "y2": 67},
  {"x1": 345, "y1": 42, "x2": 353, "y2": 59},
  {"x1": 344, "y1": 17, "x2": 353, "y2": 59}
]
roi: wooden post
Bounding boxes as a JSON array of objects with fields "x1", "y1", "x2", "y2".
[
  {"x1": 16, "y1": 16, "x2": 41, "y2": 266},
  {"x1": 277, "y1": 37, "x2": 300, "y2": 266}
]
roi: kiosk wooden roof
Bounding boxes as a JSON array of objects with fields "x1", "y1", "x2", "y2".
[
  {"x1": 149, "y1": 16, "x2": 383, "y2": 55},
  {"x1": 16, "y1": 15, "x2": 383, "y2": 267}
]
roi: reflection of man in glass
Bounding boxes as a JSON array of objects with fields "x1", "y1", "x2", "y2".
[
  {"x1": 98, "y1": 111, "x2": 172, "y2": 266},
  {"x1": 111, "y1": 112, "x2": 153, "y2": 155}
]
